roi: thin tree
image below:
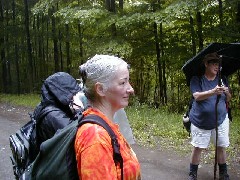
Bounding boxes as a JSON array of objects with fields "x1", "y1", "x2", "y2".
[
  {"x1": 196, "y1": 11, "x2": 203, "y2": 50},
  {"x1": 65, "y1": 24, "x2": 70, "y2": 73},
  {"x1": 51, "y1": 5, "x2": 59, "y2": 72},
  {"x1": 12, "y1": 0, "x2": 20, "y2": 94},
  {"x1": 190, "y1": 15, "x2": 196, "y2": 56},
  {"x1": 119, "y1": 0, "x2": 123, "y2": 11},
  {"x1": 152, "y1": 1, "x2": 165, "y2": 105},
  {"x1": 24, "y1": 0, "x2": 34, "y2": 91},
  {"x1": 5, "y1": 7, "x2": 12, "y2": 93},
  {"x1": 0, "y1": 0, "x2": 8, "y2": 93},
  {"x1": 159, "y1": 22, "x2": 167, "y2": 105},
  {"x1": 106, "y1": 0, "x2": 117, "y2": 36},
  {"x1": 77, "y1": 0, "x2": 84, "y2": 65}
]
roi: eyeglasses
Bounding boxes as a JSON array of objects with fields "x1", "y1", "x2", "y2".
[{"x1": 209, "y1": 62, "x2": 219, "y2": 66}]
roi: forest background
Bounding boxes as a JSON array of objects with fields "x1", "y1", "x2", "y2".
[{"x1": 0, "y1": 0, "x2": 240, "y2": 113}]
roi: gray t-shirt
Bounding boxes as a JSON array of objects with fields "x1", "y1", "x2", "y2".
[{"x1": 189, "y1": 76, "x2": 227, "y2": 130}]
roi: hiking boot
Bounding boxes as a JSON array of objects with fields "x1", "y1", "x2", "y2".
[
  {"x1": 188, "y1": 171, "x2": 197, "y2": 180},
  {"x1": 219, "y1": 171, "x2": 230, "y2": 180}
]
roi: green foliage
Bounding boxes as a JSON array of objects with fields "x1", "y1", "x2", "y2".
[
  {"x1": 32, "y1": 0, "x2": 56, "y2": 15},
  {"x1": 86, "y1": 38, "x2": 133, "y2": 58},
  {"x1": 0, "y1": 94, "x2": 40, "y2": 108},
  {"x1": 55, "y1": 7, "x2": 110, "y2": 25},
  {"x1": 125, "y1": 104, "x2": 190, "y2": 149}
]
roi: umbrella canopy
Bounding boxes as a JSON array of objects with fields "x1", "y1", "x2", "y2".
[{"x1": 182, "y1": 42, "x2": 240, "y2": 86}]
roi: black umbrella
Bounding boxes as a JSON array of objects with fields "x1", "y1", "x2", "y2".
[{"x1": 182, "y1": 42, "x2": 240, "y2": 86}]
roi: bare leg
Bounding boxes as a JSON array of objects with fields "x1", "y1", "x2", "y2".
[
  {"x1": 217, "y1": 146, "x2": 226, "y2": 164},
  {"x1": 217, "y1": 146, "x2": 230, "y2": 180},
  {"x1": 188, "y1": 147, "x2": 203, "y2": 179},
  {"x1": 190, "y1": 147, "x2": 203, "y2": 164}
]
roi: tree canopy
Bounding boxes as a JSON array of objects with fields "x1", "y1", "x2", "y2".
[{"x1": 1, "y1": 0, "x2": 240, "y2": 112}]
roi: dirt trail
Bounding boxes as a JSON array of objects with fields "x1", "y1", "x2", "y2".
[{"x1": 0, "y1": 103, "x2": 239, "y2": 180}]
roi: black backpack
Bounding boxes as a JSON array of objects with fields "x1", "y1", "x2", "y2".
[
  {"x1": 9, "y1": 104, "x2": 58, "y2": 179},
  {"x1": 20, "y1": 113, "x2": 123, "y2": 180}
]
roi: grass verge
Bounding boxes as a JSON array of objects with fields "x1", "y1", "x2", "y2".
[{"x1": 0, "y1": 94, "x2": 40, "y2": 108}]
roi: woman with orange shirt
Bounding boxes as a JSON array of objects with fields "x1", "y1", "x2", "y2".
[{"x1": 75, "y1": 54, "x2": 141, "y2": 180}]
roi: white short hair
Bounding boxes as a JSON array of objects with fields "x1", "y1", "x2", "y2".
[{"x1": 79, "y1": 54, "x2": 128, "y2": 102}]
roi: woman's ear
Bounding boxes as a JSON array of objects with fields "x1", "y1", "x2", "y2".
[
  {"x1": 95, "y1": 82, "x2": 106, "y2": 97},
  {"x1": 204, "y1": 61, "x2": 208, "y2": 68}
]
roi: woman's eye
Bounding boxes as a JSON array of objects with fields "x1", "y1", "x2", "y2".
[{"x1": 120, "y1": 81, "x2": 126, "y2": 85}]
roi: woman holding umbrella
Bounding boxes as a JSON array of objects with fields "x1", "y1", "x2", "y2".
[{"x1": 188, "y1": 52, "x2": 231, "y2": 180}]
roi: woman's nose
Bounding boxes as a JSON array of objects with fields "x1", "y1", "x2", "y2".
[{"x1": 127, "y1": 84, "x2": 134, "y2": 95}]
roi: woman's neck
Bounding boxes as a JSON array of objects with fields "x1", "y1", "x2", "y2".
[
  {"x1": 91, "y1": 102, "x2": 115, "y2": 121},
  {"x1": 204, "y1": 72, "x2": 216, "y2": 81}
]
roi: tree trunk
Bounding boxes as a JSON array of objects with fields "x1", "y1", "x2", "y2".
[
  {"x1": 65, "y1": 24, "x2": 70, "y2": 73},
  {"x1": 154, "y1": 22, "x2": 163, "y2": 105},
  {"x1": 237, "y1": 2, "x2": 240, "y2": 33},
  {"x1": 46, "y1": 15, "x2": 49, "y2": 75},
  {"x1": 77, "y1": 1, "x2": 84, "y2": 65},
  {"x1": 12, "y1": 0, "x2": 20, "y2": 94},
  {"x1": 51, "y1": 6, "x2": 59, "y2": 72},
  {"x1": 196, "y1": 11, "x2": 203, "y2": 50},
  {"x1": 78, "y1": 24, "x2": 84, "y2": 65},
  {"x1": 32, "y1": 15, "x2": 37, "y2": 80},
  {"x1": 0, "y1": 0, "x2": 8, "y2": 93},
  {"x1": 190, "y1": 16, "x2": 196, "y2": 56},
  {"x1": 36, "y1": 14, "x2": 43, "y2": 80},
  {"x1": 218, "y1": 0, "x2": 223, "y2": 27},
  {"x1": 144, "y1": 67, "x2": 151, "y2": 100},
  {"x1": 24, "y1": 0, "x2": 34, "y2": 91},
  {"x1": 139, "y1": 58, "x2": 144, "y2": 103},
  {"x1": 6, "y1": 8, "x2": 12, "y2": 93},
  {"x1": 159, "y1": 23, "x2": 167, "y2": 105},
  {"x1": 218, "y1": 0, "x2": 224, "y2": 41},
  {"x1": 152, "y1": 1, "x2": 164, "y2": 106},
  {"x1": 59, "y1": 30, "x2": 63, "y2": 71},
  {"x1": 106, "y1": 0, "x2": 117, "y2": 36},
  {"x1": 119, "y1": 0, "x2": 123, "y2": 11}
]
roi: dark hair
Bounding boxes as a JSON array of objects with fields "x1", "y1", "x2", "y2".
[
  {"x1": 203, "y1": 52, "x2": 220, "y2": 64},
  {"x1": 79, "y1": 66, "x2": 87, "y2": 84}
]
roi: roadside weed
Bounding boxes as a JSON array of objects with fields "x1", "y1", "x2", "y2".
[{"x1": 0, "y1": 94, "x2": 40, "y2": 108}]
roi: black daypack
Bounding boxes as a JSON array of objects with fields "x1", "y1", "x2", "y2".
[
  {"x1": 9, "y1": 104, "x2": 58, "y2": 179},
  {"x1": 20, "y1": 113, "x2": 123, "y2": 180},
  {"x1": 182, "y1": 98, "x2": 193, "y2": 134}
]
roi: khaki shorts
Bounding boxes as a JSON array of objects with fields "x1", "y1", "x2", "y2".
[{"x1": 190, "y1": 115, "x2": 230, "y2": 148}]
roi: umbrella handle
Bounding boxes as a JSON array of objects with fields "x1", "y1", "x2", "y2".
[
  {"x1": 214, "y1": 55, "x2": 222, "y2": 179},
  {"x1": 218, "y1": 55, "x2": 223, "y2": 86}
]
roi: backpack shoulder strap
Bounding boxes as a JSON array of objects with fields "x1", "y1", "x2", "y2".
[
  {"x1": 198, "y1": 76, "x2": 202, "y2": 90},
  {"x1": 34, "y1": 104, "x2": 60, "y2": 125},
  {"x1": 78, "y1": 114, "x2": 123, "y2": 180}
]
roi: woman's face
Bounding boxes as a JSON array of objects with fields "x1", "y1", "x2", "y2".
[
  {"x1": 205, "y1": 61, "x2": 219, "y2": 76},
  {"x1": 104, "y1": 64, "x2": 134, "y2": 110}
]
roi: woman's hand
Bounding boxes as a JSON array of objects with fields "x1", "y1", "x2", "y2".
[{"x1": 213, "y1": 85, "x2": 225, "y2": 95}]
